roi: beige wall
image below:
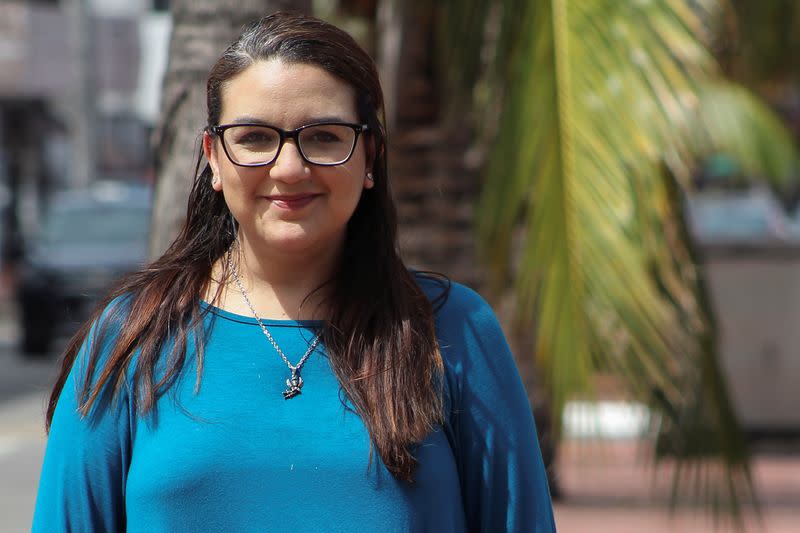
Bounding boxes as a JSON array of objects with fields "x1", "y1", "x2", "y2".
[{"x1": 704, "y1": 247, "x2": 800, "y2": 430}]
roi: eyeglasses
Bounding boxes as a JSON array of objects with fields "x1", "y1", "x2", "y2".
[{"x1": 210, "y1": 122, "x2": 369, "y2": 167}]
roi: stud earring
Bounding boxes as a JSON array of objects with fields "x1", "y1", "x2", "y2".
[
  {"x1": 212, "y1": 176, "x2": 220, "y2": 186},
  {"x1": 366, "y1": 172, "x2": 373, "y2": 181}
]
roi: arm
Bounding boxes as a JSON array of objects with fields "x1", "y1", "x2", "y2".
[
  {"x1": 439, "y1": 285, "x2": 556, "y2": 532},
  {"x1": 32, "y1": 323, "x2": 132, "y2": 532}
]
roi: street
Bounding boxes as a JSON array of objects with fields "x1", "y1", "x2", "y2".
[
  {"x1": 0, "y1": 308, "x2": 56, "y2": 533},
  {"x1": 0, "y1": 392, "x2": 48, "y2": 533}
]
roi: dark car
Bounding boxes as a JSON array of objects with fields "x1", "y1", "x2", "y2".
[{"x1": 16, "y1": 183, "x2": 151, "y2": 355}]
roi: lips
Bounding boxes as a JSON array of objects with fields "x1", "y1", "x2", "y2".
[{"x1": 265, "y1": 193, "x2": 319, "y2": 210}]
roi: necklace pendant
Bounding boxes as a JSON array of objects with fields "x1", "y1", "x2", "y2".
[
  {"x1": 228, "y1": 251, "x2": 320, "y2": 400},
  {"x1": 283, "y1": 370, "x2": 303, "y2": 400}
]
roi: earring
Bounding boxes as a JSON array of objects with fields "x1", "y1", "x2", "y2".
[
  {"x1": 366, "y1": 172, "x2": 374, "y2": 181},
  {"x1": 212, "y1": 176, "x2": 220, "y2": 186}
]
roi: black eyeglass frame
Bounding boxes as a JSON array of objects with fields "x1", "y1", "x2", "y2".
[{"x1": 209, "y1": 121, "x2": 370, "y2": 167}]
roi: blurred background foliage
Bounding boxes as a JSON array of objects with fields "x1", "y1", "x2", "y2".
[
  {"x1": 718, "y1": 0, "x2": 800, "y2": 89},
  {"x1": 433, "y1": 0, "x2": 798, "y2": 522}
]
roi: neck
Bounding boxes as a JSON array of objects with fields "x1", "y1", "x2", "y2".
[{"x1": 208, "y1": 235, "x2": 342, "y2": 321}]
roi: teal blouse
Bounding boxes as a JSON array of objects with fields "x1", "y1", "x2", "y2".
[{"x1": 32, "y1": 277, "x2": 555, "y2": 532}]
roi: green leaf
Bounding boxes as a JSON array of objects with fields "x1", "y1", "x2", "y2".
[
  {"x1": 687, "y1": 81, "x2": 799, "y2": 187},
  {"x1": 440, "y1": 0, "x2": 800, "y2": 520}
]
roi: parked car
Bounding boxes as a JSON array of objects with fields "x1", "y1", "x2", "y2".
[
  {"x1": 685, "y1": 186, "x2": 799, "y2": 245},
  {"x1": 16, "y1": 182, "x2": 151, "y2": 355}
]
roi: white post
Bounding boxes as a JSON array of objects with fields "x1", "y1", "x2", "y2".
[{"x1": 66, "y1": 0, "x2": 96, "y2": 186}]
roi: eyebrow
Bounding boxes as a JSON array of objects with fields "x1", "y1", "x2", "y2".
[{"x1": 226, "y1": 115, "x2": 354, "y2": 126}]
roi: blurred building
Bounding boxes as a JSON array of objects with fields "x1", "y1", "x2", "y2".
[{"x1": 0, "y1": 0, "x2": 171, "y2": 266}]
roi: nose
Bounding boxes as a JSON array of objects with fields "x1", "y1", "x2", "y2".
[{"x1": 269, "y1": 140, "x2": 308, "y2": 183}]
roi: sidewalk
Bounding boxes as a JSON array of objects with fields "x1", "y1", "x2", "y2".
[
  {"x1": 553, "y1": 438, "x2": 800, "y2": 532},
  {"x1": 0, "y1": 391, "x2": 47, "y2": 533}
]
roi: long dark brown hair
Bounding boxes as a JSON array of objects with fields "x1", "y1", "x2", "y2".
[{"x1": 46, "y1": 11, "x2": 444, "y2": 482}]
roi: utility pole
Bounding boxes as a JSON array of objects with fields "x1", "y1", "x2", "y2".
[{"x1": 66, "y1": 0, "x2": 96, "y2": 186}]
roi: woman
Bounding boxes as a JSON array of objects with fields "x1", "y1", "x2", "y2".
[{"x1": 32, "y1": 12, "x2": 555, "y2": 532}]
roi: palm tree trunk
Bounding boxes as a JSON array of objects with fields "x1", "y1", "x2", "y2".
[{"x1": 149, "y1": 0, "x2": 311, "y2": 257}]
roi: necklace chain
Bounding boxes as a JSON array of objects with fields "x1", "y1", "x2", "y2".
[{"x1": 227, "y1": 251, "x2": 321, "y2": 376}]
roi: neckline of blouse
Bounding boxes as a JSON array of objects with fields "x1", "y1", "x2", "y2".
[{"x1": 199, "y1": 300, "x2": 326, "y2": 328}]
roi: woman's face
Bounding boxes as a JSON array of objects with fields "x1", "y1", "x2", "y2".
[{"x1": 204, "y1": 59, "x2": 373, "y2": 259}]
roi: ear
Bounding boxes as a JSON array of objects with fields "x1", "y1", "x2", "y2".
[{"x1": 203, "y1": 131, "x2": 223, "y2": 192}]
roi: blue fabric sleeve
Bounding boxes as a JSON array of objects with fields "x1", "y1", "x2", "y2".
[
  {"x1": 436, "y1": 283, "x2": 556, "y2": 532},
  {"x1": 31, "y1": 312, "x2": 132, "y2": 532}
]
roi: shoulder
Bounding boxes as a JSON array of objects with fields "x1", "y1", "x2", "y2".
[
  {"x1": 413, "y1": 274, "x2": 531, "y2": 428},
  {"x1": 412, "y1": 272, "x2": 508, "y2": 379},
  {"x1": 70, "y1": 293, "x2": 138, "y2": 389},
  {"x1": 83, "y1": 294, "x2": 135, "y2": 351},
  {"x1": 413, "y1": 271, "x2": 499, "y2": 332},
  {"x1": 96, "y1": 293, "x2": 135, "y2": 328}
]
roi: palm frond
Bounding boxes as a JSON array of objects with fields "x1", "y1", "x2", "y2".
[
  {"x1": 687, "y1": 81, "x2": 799, "y2": 187},
  {"x1": 440, "y1": 0, "x2": 800, "y2": 520}
]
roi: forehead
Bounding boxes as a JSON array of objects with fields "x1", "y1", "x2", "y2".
[{"x1": 218, "y1": 59, "x2": 358, "y2": 125}]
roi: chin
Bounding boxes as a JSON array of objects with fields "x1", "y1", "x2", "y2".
[
  {"x1": 254, "y1": 219, "x2": 346, "y2": 256},
  {"x1": 263, "y1": 227, "x2": 331, "y2": 254},
  {"x1": 266, "y1": 232, "x2": 317, "y2": 251}
]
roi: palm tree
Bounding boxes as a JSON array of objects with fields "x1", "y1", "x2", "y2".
[
  {"x1": 437, "y1": 0, "x2": 799, "y2": 519},
  {"x1": 149, "y1": 0, "x2": 312, "y2": 257}
]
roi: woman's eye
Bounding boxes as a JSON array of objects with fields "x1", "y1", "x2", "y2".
[
  {"x1": 228, "y1": 126, "x2": 278, "y2": 147},
  {"x1": 236, "y1": 132, "x2": 272, "y2": 145},
  {"x1": 308, "y1": 130, "x2": 342, "y2": 143}
]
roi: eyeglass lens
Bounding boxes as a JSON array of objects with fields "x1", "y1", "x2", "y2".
[{"x1": 223, "y1": 124, "x2": 357, "y2": 165}]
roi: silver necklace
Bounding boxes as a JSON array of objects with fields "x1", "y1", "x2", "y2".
[{"x1": 227, "y1": 252, "x2": 322, "y2": 399}]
